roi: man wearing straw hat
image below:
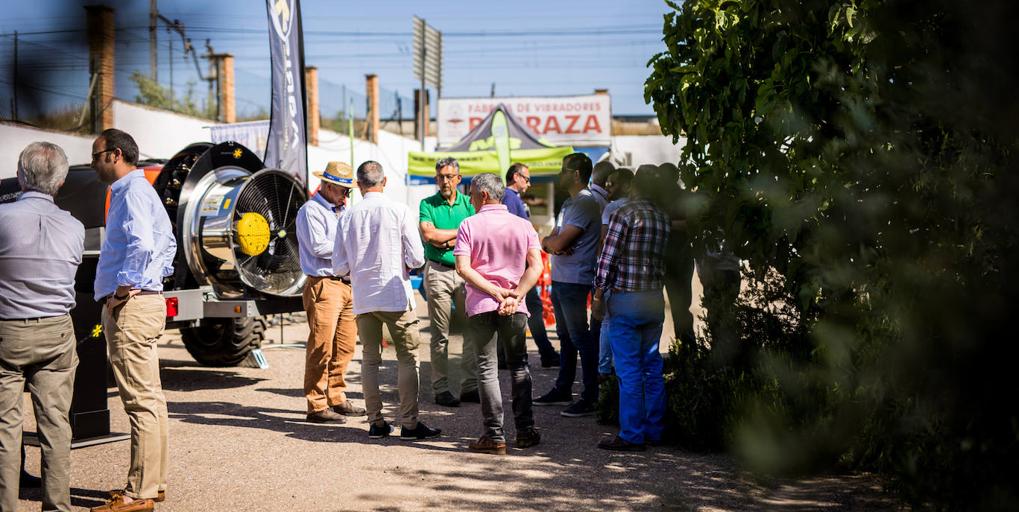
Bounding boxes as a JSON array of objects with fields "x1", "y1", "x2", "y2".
[{"x1": 296, "y1": 161, "x2": 365, "y2": 423}]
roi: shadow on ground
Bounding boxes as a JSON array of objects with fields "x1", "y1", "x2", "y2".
[
  {"x1": 19, "y1": 486, "x2": 109, "y2": 509},
  {"x1": 154, "y1": 348, "x2": 896, "y2": 511}
]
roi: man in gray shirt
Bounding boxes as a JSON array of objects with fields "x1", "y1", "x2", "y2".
[
  {"x1": 0, "y1": 142, "x2": 84, "y2": 512},
  {"x1": 535, "y1": 153, "x2": 604, "y2": 417}
]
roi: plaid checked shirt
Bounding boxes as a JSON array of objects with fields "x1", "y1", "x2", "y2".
[{"x1": 595, "y1": 199, "x2": 671, "y2": 292}]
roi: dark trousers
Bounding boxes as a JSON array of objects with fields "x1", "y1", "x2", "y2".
[
  {"x1": 665, "y1": 252, "x2": 696, "y2": 344},
  {"x1": 468, "y1": 312, "x2": 534, "y2": 442},
  {"x1": 525, "y1": 287, "x2": 558, "y2": 361},
  {"x1": 550, "y1": 281, "x2": 598, "y2": 403}
]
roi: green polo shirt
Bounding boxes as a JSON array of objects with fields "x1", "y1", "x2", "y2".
[{"x1": 419, "y1": 190, "x2": 475, "y2": 266}]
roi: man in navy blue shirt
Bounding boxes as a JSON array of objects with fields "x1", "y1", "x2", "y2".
[{"x1": 503, "y1": 163, "x2": 559, "y2": 368}]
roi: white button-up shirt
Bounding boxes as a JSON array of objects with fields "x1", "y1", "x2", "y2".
[
  {"x1": 296, "y1": 193, "x2": 341, "y2": 277},
  {"x1": 333, "y1": 192, "x2": 425, "y2": 315}
]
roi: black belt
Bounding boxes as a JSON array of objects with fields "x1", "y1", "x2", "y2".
[
  {"x1": 97, "y1": 290, "x2": 162, "y2": 303},
  {"x1": 309, "y1": 275, "x2": 351, "y2": 284},
  {"x1": 428, "y1": 260, "x2": 456, "y2": 271},
  {"x1": 0, "y1": 314, "x2": 71, "y2": 323}
]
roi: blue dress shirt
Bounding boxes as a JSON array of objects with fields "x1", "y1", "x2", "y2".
[
  {"x1": 0, "y1": 192, "x2": 84, "y2": 319},
  {"x1": 296, "y1": 193, "x2": 342, "y2": 277},
  {"x1": 94, "y1": 170, "x2": 176, "y2": 301},
  {"x1": 502, "y1": 187, "x2": 529, "y2": 219}
]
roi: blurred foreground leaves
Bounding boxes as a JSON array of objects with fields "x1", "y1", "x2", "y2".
[{"x1": 647, "y1": 0, "x2": 1019, "y2": 508}]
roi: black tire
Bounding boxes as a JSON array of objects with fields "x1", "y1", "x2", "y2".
[{"x1": 179, "y1": 316, "x2": 267, "y2": 367}]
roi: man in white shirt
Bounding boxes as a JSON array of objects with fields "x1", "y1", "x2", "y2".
[
  {"x1": 296, "y1": 161, "x2": 365, "y2": 424},
  {"x1": 332, "y1": 161, "x2": 441, "y2": 441}
]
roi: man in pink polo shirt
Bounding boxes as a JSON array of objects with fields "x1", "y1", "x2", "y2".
[{"x1": 454, "y1": 173, "x2": 543, "y2": 455}]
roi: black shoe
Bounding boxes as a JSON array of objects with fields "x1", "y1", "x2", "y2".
[
  {"x1": 306, "y1": 409, "x2": 347, "y2": 424},
  {"x1": 400, "y1": 421, "x2": 442, "y2": 440},
  {"x1": 368, "y1": 421, "x2": 393, "y2": 439},
  {"x1": 533, "y1": 389, "x2": 572, "y2": 406},
  {"x1": 560, "y1": 399, "x2": 596, "y2": 417},
  {"x1": 540, "y1": 355, "x2": 561, "y2": 368},
  {"x1": 515, "y1": 428, "x2": 541, "y2": 449},
  {"x1": 598, "y1": 435, "x2": 646, "y2": 452},
  {"x1": 459, "y1": 389, "x2": 480, "y2": 403},
  {"x1": 20, "y1": 470, "x2": 41, "y2": 488},
  {"x1": 435, "y1": 391, "x2": 460, "y2": 407}
]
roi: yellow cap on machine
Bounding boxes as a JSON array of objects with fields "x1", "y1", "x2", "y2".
[{"x1": 235, "y1": 212, "x2": 271, "y2": 256}]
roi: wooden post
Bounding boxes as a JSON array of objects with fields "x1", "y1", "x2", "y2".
[
  {"x1": 215, "y1": 53, "x2": 235, "y2": 123},
  {"x1": 365, "y1": 74, "x2": 379, "y2": 144},
  {"x1": 86, "y1": 5, "x2": 115, "y2": 133},
  {"x1": 306, "y1": 66, "x2": 319, "y2": 146}
]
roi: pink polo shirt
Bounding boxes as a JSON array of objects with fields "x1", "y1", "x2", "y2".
[{"x1": 454, "y1": 203, "x2": 540, "y2": 317}]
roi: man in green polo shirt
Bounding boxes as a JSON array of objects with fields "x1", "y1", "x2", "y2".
[{"x1": 419, "y1": 157, "x2": 477, "y2": 407}]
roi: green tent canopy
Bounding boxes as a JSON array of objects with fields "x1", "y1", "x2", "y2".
[{"x1": 408, "y1": 104, "x2": 573, "y2": 180}]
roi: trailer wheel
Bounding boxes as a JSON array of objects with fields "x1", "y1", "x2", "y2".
[{"x1": 179, "y1": 316, "x2": 267, "y2": 367}]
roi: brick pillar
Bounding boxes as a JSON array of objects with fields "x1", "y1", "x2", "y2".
[
  {"x1": 365, "y1": 74, "x2": 379, "y2": 144},
  {"x1": 304, "y1": 66, "x2": 319, "y2": 146},
  {"x1": 216, "y1": 54, "x2": 235, "y2": 123},
  {"x1": 86, "y1": 5, "x2": 115, "y2": 133}
]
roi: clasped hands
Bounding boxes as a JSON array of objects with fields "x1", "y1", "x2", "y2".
[{"x1": 488, "y1": 286, "x2": 522, "y2": 316}]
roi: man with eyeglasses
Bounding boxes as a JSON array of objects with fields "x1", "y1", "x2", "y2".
[
  {"x1": 90, "y1": 129, "x2": 175, "y2": 512},
  {"x1": 503, "y1": 163, "x2": 559, "y2": 368},
  {"x1": 418, "y1": 157, "x2": 477, "y2": 407},
  {"x1": 296, "y1": 162, "x2": 366, "y2": 425}
]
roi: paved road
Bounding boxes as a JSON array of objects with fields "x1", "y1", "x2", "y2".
[{"x1": 17, "y1": 299, "x2": 894, "y2": 511}]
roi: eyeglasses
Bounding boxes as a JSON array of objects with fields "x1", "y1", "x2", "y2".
[
  {"x1": 91, "y1": 148, "x2": 116, "y2": 160},
  {"x1": 518, "y1": 175, "x2": 531, "y2": 183}
]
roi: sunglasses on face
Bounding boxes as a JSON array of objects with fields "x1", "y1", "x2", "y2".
[{"x1": 92, "y1": 148, "x2": 116, "y2": 161}]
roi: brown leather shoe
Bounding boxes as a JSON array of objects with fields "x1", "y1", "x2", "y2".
[
  {"x1": 332, "y1": 400, "x2": 366, "y2": 416},
  {"x1": 468, "y1": 435, "x2": 507, "y2": 455},
  {"x1": 306, "y1": 409, "x2": 346, "y2": 424},
  {"x1": 91, "y1": 495, "x2": 154, "y2": 511},
  {"x1": 110, "y1": 489, "x2": 164, "y2": 503}
]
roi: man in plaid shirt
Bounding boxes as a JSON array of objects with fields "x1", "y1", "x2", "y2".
[{"x1": 592, "y1": 167, "x2": 671, "y2": 451}]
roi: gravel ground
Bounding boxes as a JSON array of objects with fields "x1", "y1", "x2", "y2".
[{"x1": 16, "y1": 295, "x2": 898, "y2": 511}]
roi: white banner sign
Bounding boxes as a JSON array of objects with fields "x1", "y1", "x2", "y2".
[{"x1": 438, "y1": 95, "x2": 612, "y2": 147}]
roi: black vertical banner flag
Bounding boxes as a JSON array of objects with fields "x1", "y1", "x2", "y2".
[{"x1": 264, "y1": 0, "x2": 308, "y2": 186}]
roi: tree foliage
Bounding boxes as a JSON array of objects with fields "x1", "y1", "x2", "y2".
[
  {"x1": 646, "y1": 0, "x2": 1018, "y2": 508},
  {"x1": 130, "y1": 71, "x2": 214, "y2": 119}
]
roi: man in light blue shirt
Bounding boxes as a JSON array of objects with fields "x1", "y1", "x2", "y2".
[
  {"x1": 295, "y1": 161, "x2": 365, "y2": 424},
  {"x1": 0, "y1": 142, "x2": 83, "y2": 512},
  {"x1": 91, "y1": 129, "x2": 174, "y2": 511}
]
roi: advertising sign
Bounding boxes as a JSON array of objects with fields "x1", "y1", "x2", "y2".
[
  {"x1": 437, "y1": 95, "x2": 611, "y2": 147},
  {"x1": 264, "y1": 0, "x2": 308, "y2": 186}
]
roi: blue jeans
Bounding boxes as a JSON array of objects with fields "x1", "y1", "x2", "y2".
[
  {"x1": 598, "y1": 311, "x2": 613, "y2": 375},
  {"x1": 550, "y1": 281, "x2": 598, "y2": 403},
  {"x1": 607, "y1": 290, "x2": 666, "y2": 444}
]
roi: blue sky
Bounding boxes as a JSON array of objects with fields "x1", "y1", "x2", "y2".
[{"x1": 0, "y1": 0, "x2": 673, "y2": 119}]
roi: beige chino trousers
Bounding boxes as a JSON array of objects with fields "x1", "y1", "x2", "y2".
[
  {"x1": 0, "y1": 315, "x2": 77, "y2": 512},
  {"x1": 356, "y1": 310, "x2": 421, "y2": 429},
  {"x1": 102, "y1": 294, "x2": 169, "y2": 501}
]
